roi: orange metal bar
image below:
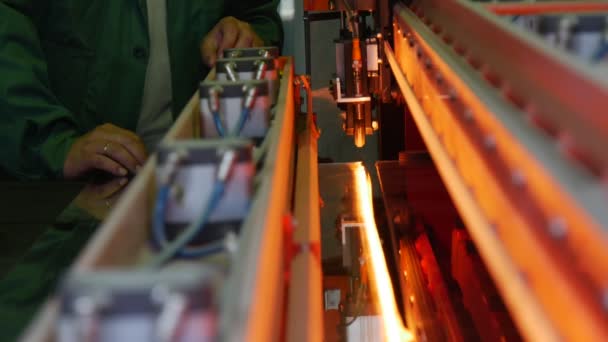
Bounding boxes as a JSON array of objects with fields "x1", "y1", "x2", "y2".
[
  {"x1": 286, "y1": 75, "x2": 323, "y2": 342},
  {"x1": 408, "y1": 0, "x2": 608, "y2": 173},
  {"x1": 390, "y1": 1, "x2": 608, "y2": 339},
  {"x1": 486, "y1": 2, "x2": 608, "y2": 16}
]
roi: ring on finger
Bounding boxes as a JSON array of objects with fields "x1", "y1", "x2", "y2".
[{"x1": 103, "y1": 142, "x2": 110, "y2": 154}]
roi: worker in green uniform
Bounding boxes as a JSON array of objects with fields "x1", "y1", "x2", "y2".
[
  {"x1": 0, "y1": 0, "x2": 283, "y2": 180},
  {"x1": 0, "y1": 1, "x2": 282, "y2": 338}
]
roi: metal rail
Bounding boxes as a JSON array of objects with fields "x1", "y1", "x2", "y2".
[
  {"x1": 388, "y1": 2, "x2": 608, "y2": 340},
  {"x1": 286, "y1": 75, "x2": 323, "y2": 342},
  {"x1": 219, "y1": 58, "x2": 296, "y2": 342},
  {"x1": 485, "y1": 1, "x2": 608, "y2": 15},
  {"x1": 409, "y1": 0, "x2": 608, "y2": 174},
  {"x1": 23, "y1": 59, "x2": 297, "y2": 342}
]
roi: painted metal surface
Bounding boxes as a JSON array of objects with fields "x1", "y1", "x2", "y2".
[{"x1": 389, "y1": 2, "x2": 608, "y2": 339}]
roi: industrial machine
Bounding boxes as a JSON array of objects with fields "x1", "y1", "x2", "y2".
[{"x1": 22, "y1": 1, "x2": 608, "y2": 341}]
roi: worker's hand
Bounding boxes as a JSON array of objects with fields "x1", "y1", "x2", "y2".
[
  {"x1": 74, "y1": 176, "x2": 130, "y2": 219},
  {"x1": 201, "y1": 16, "x2": 264, "y2": 67},
  {"x1": 63, "y1": 123, "x2": 148, "y2": 179}
]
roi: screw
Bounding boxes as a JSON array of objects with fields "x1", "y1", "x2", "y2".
[
  {"x1": 463, "y1": 108, "x2": 474, "y2": 122},
  {"x1": 424, "y1": 58, "x2": 432, "y2": 69},
  {"x1": 435, "y1": 73, "x2": 443, "y2": 85},
  {"x1": 602, "y1": 291, "x2": 608, "y2": 312},
  {"x1": 511, "y1": 170, "x2": 526, "y2": 187},
  {"x1": 548, "y1": 217, "x2": 567, "y2": 239},
  {"x1": 484, "y1": 135, "x2": 497, "y2": 150},
  {"x1": 448, "y1": 88, "x2": 458, "y2": 102}
]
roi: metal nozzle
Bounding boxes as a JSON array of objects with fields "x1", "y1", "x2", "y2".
[
  {"x1": 254, "y1": 60, "x2": 268, "y2": 81},
  {"x1": 224, "y1": 62, "x2": 239, "y2": 81},
  {"x1": 217, "y1": 149, "x2": 237, "y2": 182},
  {"x1": 207, "y1": 86, "x2": 223, "y2": 113},
  {"x1": 228, "y1": 51, "x2": 241, "y2": 58},
  {"x1": 243, "y1": 85, "x2": 258, "y2": 109}
]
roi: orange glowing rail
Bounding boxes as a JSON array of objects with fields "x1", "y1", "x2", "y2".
[{"x1": 353, "y1": 163, "x2": 413, "y2": 342}]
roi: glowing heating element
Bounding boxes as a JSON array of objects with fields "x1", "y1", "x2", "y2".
[{"x1": 353, "y1": 163, "x2": 414, "y2": 342}]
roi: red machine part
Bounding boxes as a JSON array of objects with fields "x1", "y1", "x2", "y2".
[
  {"x1": 403, "y1": 155, "x2": 457, "y2": 253},
  {"x1": 414, "y1": 234, "x2": 465, "y2": 341},
  {"x1": 452, "y1": 229, "x2": 521, "y2": 342}
]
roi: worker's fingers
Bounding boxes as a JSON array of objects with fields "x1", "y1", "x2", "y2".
[
  {"x1": 91, "y1": 177, "x2": 129, "y2": 198},
  {"x1": 201, "y1": 17, "x2": 264, "y2": 67},
  {"x1": 96, "y1": 140, "x2": 140, "y2": 174},
  {"x1": 96, "y1": 124, "x2": 147, "y2": 165},
  {"x1": 88, "y1": 153, "x2": 128, "y2": 177},
  {"x1": 201, "y1": 27, "x2": 221, "y2": 67},
  {"x1": 234, "y1": 29, "x2": 254, "y2": 49},
  {"x1": 217, "y1": 20, "x2": 240, "y2": 57}
]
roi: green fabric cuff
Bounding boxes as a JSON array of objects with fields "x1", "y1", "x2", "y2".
[{"x1": 40, "y1": 130, "x2": 78, "y2": 180}]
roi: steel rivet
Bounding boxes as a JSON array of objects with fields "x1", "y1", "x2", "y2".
[
  {"x1": 548, "y1": 217, "x2": 567, "y2": 239},
  {"x1": 463, "y1": 108, "x2": 474, "y2": 122},
  {"x1": 511, "y1": 170, "x2": 526, "y2": 187},
  {"x1": 424, "y1": 58, "x2": 432, "y2": 69},
  {"x1": 449, "y1": 89, "x2": 457, "y2": 102},
  {"x1": 484, "y1": 135, "x2": 496, "y2": 150},
  {"x1": 435, "y1": 73, "x2": 443, "y2": 84},
  {"x1": 602, "y1": 291, "x2": 608, "y2": 312}
]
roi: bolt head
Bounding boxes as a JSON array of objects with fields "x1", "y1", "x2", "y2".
[
  {"x1": 511, "y1": 170, "x2": 526, "y2": 187},
  {"x1": 463, "y1": 108, "x2": 474, "y2": 122},
  {"x1": 602, "y1": 291, "x2": 608, "y2": 312},
  {"x1": 484, "y1": 135, "x2": 497, "y2": 150},
  {"x1": 548, "y1": 217, "x2": 567, "y2": 239}
]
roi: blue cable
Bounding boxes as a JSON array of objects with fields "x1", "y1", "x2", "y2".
[
  {"x1": 213, "y1": 107, "x2": 250, "y2": 137},
  {"x1": 233, "y1": 107, "x2": 251, "y2": 136},
  {"x1": 593, "y1": 43, "x2": 608, "y2": 62},
  {"x1": 212, "y1": 111, "x2": 225, "y2": 137},
  {"x1": 151, "y1": 185, "x2": 171, "y2": 250},
  {"x1": 175, "y1": 239, "x2": 226, "y2": 259},
  {"x1": 148, "y1": 181, "x2": 226, "y2": 267}
]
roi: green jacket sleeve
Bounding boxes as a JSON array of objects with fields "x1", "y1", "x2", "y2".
[
  {"x1": 0, "y1": 2, "x2": 80, "y2": 180},
  {"x1": 225, "y1": 0, "x2": 284, "y2": 48}
]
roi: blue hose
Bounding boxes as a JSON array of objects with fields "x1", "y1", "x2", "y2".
[
  {"x1": 148, "y1": 181, "x2": 226, "y2": 267},
  {"x1": 212, "y1": 111, "x2": 225, "y2": 137},
  {"x1": 233, "y1": 107, "x2": 251, "y2": 136},
  {"x1": 593, "y1": 43, "x2": 608, "y2": 62},
  {"x1": 213, "y1": 106, "x2": 251, "y2": 137},
  {"x1": 151, "y1": 185, "x2": 171, "y2": 250},
  {"x1": 175, "y1": 239, "x2": 226, "y2": 259}
]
